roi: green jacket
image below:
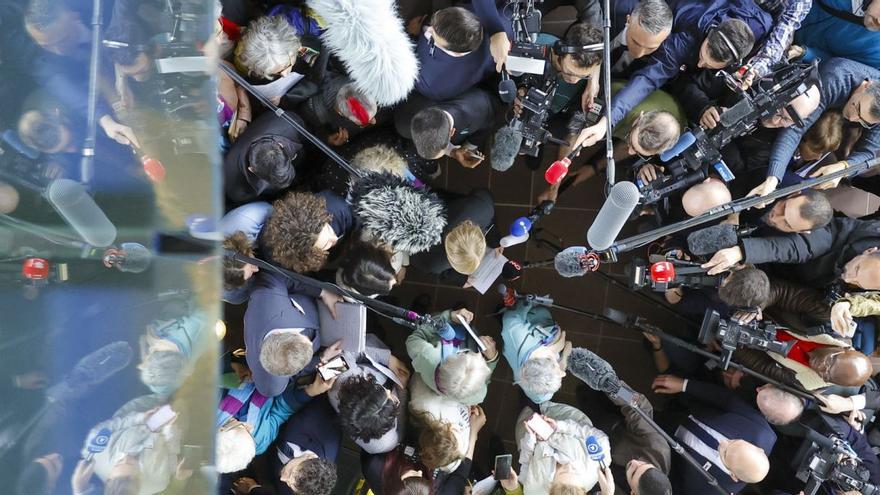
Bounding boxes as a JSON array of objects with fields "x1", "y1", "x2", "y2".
[{"x1": 839, "y1": 292, "x2": 880, "y2": 318}]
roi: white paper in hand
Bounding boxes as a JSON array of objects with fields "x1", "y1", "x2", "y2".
[
  {"x1": 467, "y1": 250, "x2": 508, "y2": 294},
  {"x1": 457, "y1": 314, "x2": 486, "y2": 353}
]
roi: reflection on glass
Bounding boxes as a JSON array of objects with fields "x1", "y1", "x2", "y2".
[{"x1": 0, "y1": 0, "x2": 219, "y2": 493}]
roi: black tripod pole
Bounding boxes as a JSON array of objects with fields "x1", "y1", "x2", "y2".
[
  {"x1": 81, "y1": 0, "x2": 104, "y2": 186},
  {"x1": 602, "y1": 0, "x2": 615, "y2": 186}
]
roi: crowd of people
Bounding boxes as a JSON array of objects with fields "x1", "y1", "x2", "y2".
[{"x1": 7, "y1": 0, "x2": 880, "y2": 493}]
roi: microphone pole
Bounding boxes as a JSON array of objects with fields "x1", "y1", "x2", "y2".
[
  {"x1": 602, "y1": 0, "x2": 614, "y2": 186},
  {"x1": 219, "y1": 63, "x2": 364, "y2": 179},
  {"x1": 81, "y1": 0, "x2": 104, "y2": 186}
]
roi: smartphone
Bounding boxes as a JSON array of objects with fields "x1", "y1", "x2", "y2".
[
  {"x1": 146, "y1": 404, "x2": 178, "y2": 432},
  {"x1": 526, "y1": 413, "x2": 555, "y2": 441},
  {"x1": 181, "y1": 444, "x2": 203, "y2": 470},
  {"x1": 318, "y1": 357, "x2": 348, "y2": 381},
  {"x1": 493, "y1": 454, "x2": 513, "y2": 480}
]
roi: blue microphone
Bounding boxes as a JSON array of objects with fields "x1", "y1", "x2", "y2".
[
  {"x1": 85, "y1": 427, "x2": 112, "y2": 460},
  {"x1": 659, "y1": 131, "x2": 697, "y2": 162},
  {"x1": 510, "y1": 217, "x2": 532, "y2": 237},
  {"x1": 586, "y1": 435, "x2": 605, "y2": 465}
]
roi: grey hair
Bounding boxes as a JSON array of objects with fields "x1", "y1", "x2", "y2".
[
  {"x1": 438, "y1": 352, "x2": 491, "y2": 402},
  {"x1": 866, "y1": 81, "x2": 880, "y2": 120},
  {"x1": 234, "y1": 16, "x2": 302, "y2": 79},
  {"x1": 215, "y1": 423, "x2": 256, "y2": 473},
  {"x1": 635, "y1": 110, "x2": 680, "y2": 154},
  {"x1": 336, "y1": 83, "x2": 378, "y2": 124},
  {"x1": 259, "y1": 332, "x2": 313, "y2": 376},
  {"x1": 632, "y1": 0, "x2": 673, "y2": 35},
  {"x1": 518, "y1": 357, "x2": 563, "y2": 398},
  {"x1": 351, "y1": 144, "x2": 408, "y2": 177},
  {"x1": 758, "y1": 386, "x2": 804, "y2": 425},
  {"x1": 140, "y1": 350, "x2": 187, "y2": 395}
]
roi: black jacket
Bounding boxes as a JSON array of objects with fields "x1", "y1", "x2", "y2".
[{"x1": 741, "y1": 217, "x2": 880, "y2": 287}]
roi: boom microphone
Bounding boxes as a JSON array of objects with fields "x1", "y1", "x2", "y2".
[
  {"x1": 45, "y1": 179, "x2": 117, "y2": 247},
  {"x1": 567, "y1": 347, "x2": 621, "y2": 395},
  {"x1": 490, "y1": 126, "x2": 523, "y2": 172},
  {"x1": 686, "y1": 223, "x2": 739, "y2": 256},
  {"x1": 586, "y1": 181, "x2": 639, "y2": 251},
  {"x1": 47, "y1": 341, "x2": 133, "y2": 403},
  {"x1": 659, "y1": 131, "x2": 697, "y2": 162},
  {"x1": 554, "y1": 246, "x2": 599, "y2": 278}
]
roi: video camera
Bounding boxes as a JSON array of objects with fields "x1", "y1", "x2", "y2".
[
  {"x1": 637, "y1": 61, "x2": 820, "y2": 204},
  {"x1": 795, "y1": 428, "x2": 879, "y2": 495},
  {"x1": 698, "y1": 309, "x2": 794, "y2": 370},
  {"x1": 629, "y1": 257, "x2": 723, "y2": 292}
]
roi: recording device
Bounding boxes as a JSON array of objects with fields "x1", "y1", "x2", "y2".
[
  {"x1": 181, "y1": 444, "x2": 204, "y2": 471},
  {"x1": 587, "y1": 181, "x2": 640, "y2": 251},
  {"x1": 145, "y1": 404, "x2": 178, "y2": 432},
  {"x1": 498, "y1": 283, "x2": 554, "y2": 307},
  {"x1": 21, "y1": 257, "x2": 69, "y2": 287},
  {"x1": 586, "y1": 435, "x2": 606, "y2": 466},
  {"x1": 48, "y1": 341, "x2": 133, "y2": 404},
  {"x1": 686, "y1": 223, "x2": 750, "y2": 256},
  {"x1": 499, "y1": 199, "x2": 555, "y2": 247},
  {"x1": 630, "y1": 258, "x2": 722, "y2": 292},
  {"x1": 544, "y1": 105, "x2": 605, "y2": 184},
  {"x1": 0, "y1": 130, "x2": 64, "y2": 191},
  {"x1": 526, "y1": 412, "x2": 556, "y2": 441},
  {"x1": 494, "y1": 454, "x2": 514, "y2": 480},
  {"x1": 102, "y1": 242, "x2": 152, "y2": 273},
  {"x1": 795, "y1": 427, "x2": 879, "y2": 495},
  {"x1": 498, "y1": 68, "x2": 517, "y2": 104},
  {"x1": 84, "y1": 427, "x2": 112, "y2": 460},
  {"x1": 318, "y1": 356, "x2": 349, "y2": 381},
  {"x1": 697, "y1": 309, "x2": 795, "y2": 370},
  {"x1": 637, "y1": 61, "x2": 820, "y2": 204}
]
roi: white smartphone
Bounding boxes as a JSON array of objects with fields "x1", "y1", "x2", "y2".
[
  {"x1": 318, "y1": 357, "x2": 348, "y2": 381},
  {"x1": 526, "y1": 412, "x2": 555, "y2": 441},
  {"x1": 146, "y1": 405, "x2": 178, "y2": 432}
]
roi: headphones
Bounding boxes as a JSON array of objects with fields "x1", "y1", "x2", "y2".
[
  {"x1": 552, "y1": 40, "x2": 604, "y2": 55},
  {"x1": 707, "y1": 24, "x2": 743, "y2": 68}
]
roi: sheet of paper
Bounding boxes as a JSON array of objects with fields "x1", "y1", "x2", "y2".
[
  {"x1": 468, "y1": 250, "x2": 507, "y2": 294},
  {"x1": 472, "y1": 476, "x2": 498, "y2": 495},
  {"x1": 252, "y1": 72, "x2": 305, "y2": 99},
  {"x1": 457, "y1": 314, "x2": 486, "y2": 352}
]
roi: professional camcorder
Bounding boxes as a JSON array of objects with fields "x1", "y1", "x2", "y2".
[
  {"x1": 698, "y1": 309, "x2": 794, "y2": 369},
  {"x1": 638, "y1": 61, "x2": 820, "y2": 204},
  {"x1": 629, "y1": 257, "x2": 723, "y2": 292},
  {"x1": 795, "y1": 428, "x2": 879, "y2": 495}
]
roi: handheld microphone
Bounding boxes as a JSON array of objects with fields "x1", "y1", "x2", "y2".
[
  {"x1": 84, "y1": 427, "x2": 112, "y2": 460},
  {"x1": 500, "y1": 216, "x2": 533, "y2": 248},
  {"x1": 686, "y1": 223, "x2": 749, "y2": 256},
  {"x1": 132, "y1": 146, "x2": 166, "y2": 183},
  {"x1": 45, "y1": 179, "x2": 117, "y2": 247},
  {"x1": 586, "y1": 435, "x2": 605, "y2": 464},
  {"x1": 498, "y1": 67, "x2": 516, "y2": 104},
  {"x1": 490, "y1": 125, "x2": 523, "y2": 172},
  {"x1": 659, "y1": 131, "x2": 697, "y2": 162},
  {"x1": 502, "y1": 259, "x2": 524, "y2": 281},
  {"x1": 586, "y1": 181, "x2": 639, "y2": 251},
  {"x1": 544, "y1": 157, "x2": 571, "y2": 185},
  {"x1": 553, "y1": 246, "x2": 600, "y2": 278}
]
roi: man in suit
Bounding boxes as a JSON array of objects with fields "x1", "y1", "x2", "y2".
[{"x1": 652, "y1": 375, "x2": 777, "y2": 494}]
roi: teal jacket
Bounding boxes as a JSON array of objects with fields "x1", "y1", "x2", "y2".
[{"x1": 501, "y1": 300, "x2": 558, "y2": 404}]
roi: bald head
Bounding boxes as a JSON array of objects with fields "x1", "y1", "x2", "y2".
[
  {"x1": 682, "y1": 178, "x2": 732, "y2": 217},
  {"x1": 720, "y1": 439, "x2": 769, "y2": 483},
  {"x1": 756, "y1": 385, "x2": 804, "y2": 425}
]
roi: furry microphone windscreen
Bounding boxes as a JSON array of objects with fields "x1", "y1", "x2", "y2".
[
  {"x1": 687, "y1": 223, "x2": 739, "y2": 256},
  {"x1": 490, "y1": 126, "x2": 523, "y2": 172},
  {"x1": 350, "y1": 172, "x2": 446, "y2": 255},
  {"x1": 309, "y1": 0, "x2": 419, "y2": 106}
]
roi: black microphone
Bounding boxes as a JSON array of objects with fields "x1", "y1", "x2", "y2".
[
  {"x1": 45, "y1": 179, "x2": 117, "y2": 247},
  {"x1": 567, "y1": 347, "x2": 621, "y2": 395},
  {"x1": 498, "y1": 67, "x2": 516, "y2": 104},
  {"x1": 47, "y1": 341, "x2": 133, "y2": 403},
  {"x1": 686, "y1": 223, "x2": 754, "y2": 256},
  {"x1": 490, "y1": 125, "x2": 523, "y2": 172}
]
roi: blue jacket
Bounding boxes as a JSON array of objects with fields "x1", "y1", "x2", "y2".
[
  {"x1": 501, "y1": 301, "x2": 559, "y2": 403},
  {"x1": 797, "y1": 0, "x2": 880, "y2": 69},
  {"x1": 414, "y1": 0, "x2": 513, "y2": 101},
  {"x1": 221, "y1": 202, "x2": 272, "y2": 304},
  {"x1": 611, "y1": 0, "x2": 773, "y2": 126},
  {"x1": 767, "y1": 58, "x2": 880, "y2": 181}
]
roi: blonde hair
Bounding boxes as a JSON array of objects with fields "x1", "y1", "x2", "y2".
[
  {"x1": 412, "y1": 411, "x2": 463, "y2": 469},
  {"x1": 438, "y1": 351, "x2": 491, "y2": 402},
  {"x1": 444, "y1": 220, "x2": 486, "y2": 275},
  {"x1": 549, "y1": 482, "x2": 588, "y2": 495},
  {"x1": 351, "y1": 144, "x2": 408, "y2": 177}
]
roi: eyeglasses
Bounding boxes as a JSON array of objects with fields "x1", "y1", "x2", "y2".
[
  {"x1": 854, "y1": 100, "x2": 879, "y2": 129},
  {"x1": 767, "y1": 107, "x2": 795, "y2": 127}
]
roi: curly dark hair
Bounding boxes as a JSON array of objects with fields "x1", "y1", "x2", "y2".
[
  {"x1": 290, "y1": 458, "x2": 337, "y2": 495},
  {"x1": 338, "y1": 373, "x2": 399, "y2": 442},
  {"x1": 222, "y1": 231, "x2": 255, "y2": 289},
  {"x1": 261, "y1": 192, "x2": 332, "y2": 273}
]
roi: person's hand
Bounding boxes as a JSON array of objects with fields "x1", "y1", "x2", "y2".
[
  {"x1": 597, "y1": 464, "x2": 615, "y2": 495},
  {"x1": 512, "y1": 87, "x2": 526, "y2": 116},
  {"x1": 848, "y1": 409, "x2": 867, "y2": 431},
  {"x1": 175, "y1": 457, "x2": 194, "y2": 481},
  {"x1": 228, "y1": 116, "x2": 249, "y2": 141},
  {"x1": 499, "y1": 467, "x2": 520, "y2": 491},
  {"x1": 450, "y1": 147, "x2": 485, "y2": 169},
  {"x1": 809, "y1": 161, "x2": 848, "y2": 190},
  {"x1": 537, "y1": 184, "x2": 560, "y2": 204},
  {"x1": 407, "y1": 15, "x2": 427, "y2": 37},
  {"x1": 469, "y1": 405, "x2": 487, "y2": 432},
  {"x1": 701, "y1": 246, "x2": 744, "y2": 275},
  {"x1": 786, "y1": 44, "x2": 805, "y2": 61},
  {"x1": 232, "y1": 477, "x2": 261, "y2": 494},
  {"x1": 71, "y1": 459, "x2": 95, "y2": 494},
  {"x1": 319, "y1": 340, "x2": 343, "y2": 364},
  {"x1": 643, "y1": 331, "x2": 662, "y2": 351},
  {"x1": 815, "y1": 393, "x2": 856, "y2": 414},
  {"x1": 305, "y1": 372, "x2": 337, "y2": 397},
  {"x1": 664, "y1": 287, "x2": 684, "y2": 304},
  {"x1": 722, "y1": 368, "x2": 744, "y2": 390},
  {"x1": 572, "y1": 118, "x2": 608, "y2": 149},
  {"x1": 700, "y1": 106, "x2": 724, "y2": 130},
  {"x1": 736, "y1": 67, "x2": 758, "y2": 90},
  {"x1": 746, "y1": 176, "x2": 779, "y2": 209},
  {"x1": 831, "y1": 301, "x2": 856, "y2": 337},
  {"x1": 637, "y1": 163, "x2": 663, "y2": 184},
  {"x1": 230, "y1": 362, "x2": 252, "y2": 384},
  {"x1": 732, "y1": 308, "x2": 762, "y2": 325},
  {"x1": 490, "y1": 32, "x2": 510, "y2": 73},
  {"x1": 388, "y1": 355, "x2": 411, "y2": 387},
  {"x1": 13, "y1": 370, "x2": 48, "y2": 389},
  {"x1": 98, "y1": 115, "x2": 141, "y2": 148},
  {"x1": 319, "y1": 289, "x2": 343, "y2": 319},
  {"x1": 480, "y1": 336, "x2": 498, "y2": 361},
  {"x1": 451, "y1": 308, "x2": 474, "y2": 324},
  {"x1": 652, "y1": 374, "x2": 685, "y2": 394},
  {"x1": 327, "y1": 127, "x2": 350, "y2": 146},
  {"x1": 582, "y1": 76, "x2": 600, "y2": 111}
]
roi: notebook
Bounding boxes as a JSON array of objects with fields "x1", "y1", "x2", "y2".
[{"x1": 318, "y1": 301, "x2": 367, "y2": 354}]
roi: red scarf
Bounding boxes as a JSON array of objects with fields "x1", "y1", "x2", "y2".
[{"x1": 776, "y1": 330, "x2": 829, "y2": 366}]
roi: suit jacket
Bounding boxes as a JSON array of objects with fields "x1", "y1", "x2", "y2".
[
  {"x1": 244, "y1": 271, "x2": 321, "y2": 398},
  {"x1": 394, "y1": 88, "x2": 499, "y2": 145},
  {"x1": 224, "y1": 110, "x2": 305, "y2": 205},
  {"x1": 671, "y1": 381, "x2": 777, "y2": 494}
]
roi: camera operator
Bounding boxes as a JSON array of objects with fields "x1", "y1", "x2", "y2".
[
  {"x1": 571, "y1": 1, "x2": 773, "y2": 150},
  {"x1": 750, "y1": 57, "x2": 880, "y2": 200},
  {"x1": 736, "y1": 0, "x2": 812, "y2": 89},
  {"x1": 792, "y1": 0, "x2": 880, "y2": 71}
]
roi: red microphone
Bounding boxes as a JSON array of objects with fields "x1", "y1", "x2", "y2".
[
  {"x1": 544, "y1": 157, "x2": 571, "y2": 184},
  {"x1": 22, "y1": 258, "x2": 50, "y2": 280},
  {"x1": 649, "y1": 261, "x2": 675, "y2": 284},
  {"x1": 131, "y1": 146, "x2": 166, "y2": 183}
]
